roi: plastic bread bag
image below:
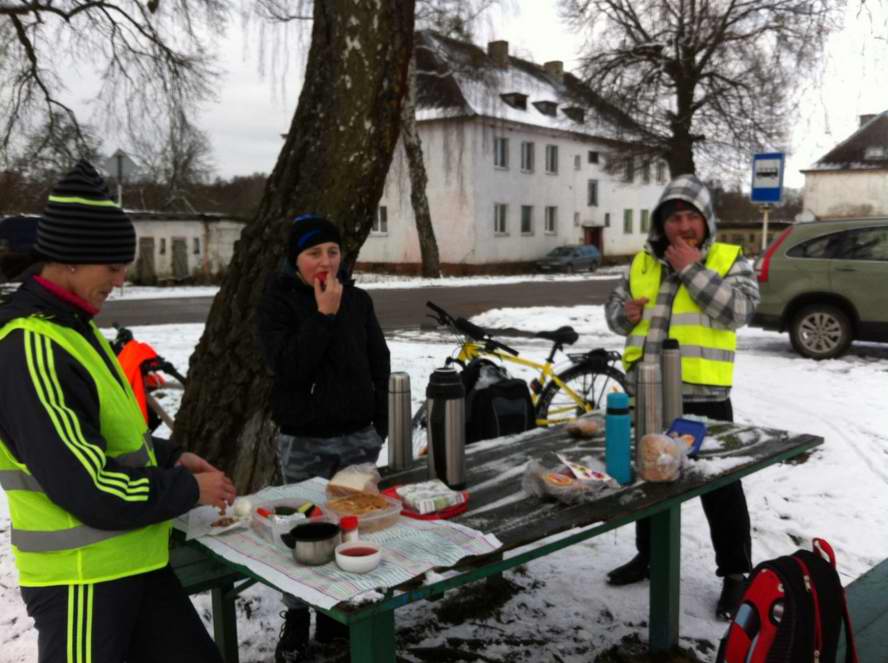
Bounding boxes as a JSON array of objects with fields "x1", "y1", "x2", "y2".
[
  {"x1": 326, "y1": 463, "x2": 382, "y2": 497},
  {"x1": 637, "y1": 433, "x2": 684, "y2": 482},
  {"x1": 565, "y1": 413, "x2": 604, "y2": 439}
]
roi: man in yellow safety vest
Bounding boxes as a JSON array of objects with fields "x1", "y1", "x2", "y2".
[
  {"x1": 604, "y1": 174, "x2": 760, "y2": 620},
  {"x1": 0, "y1": 161, "x2": 236, "y2": 662}
]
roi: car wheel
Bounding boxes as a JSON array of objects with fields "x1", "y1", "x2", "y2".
[
  {"x1": 566, "y1": 263, "x2": 575, "y2": 274},
  {"x1": 589, "y1": 261, "x2": 599, "y2": 273},
  {"x1": 789, "y1": 305, "x2": 852, "y2": 359}
]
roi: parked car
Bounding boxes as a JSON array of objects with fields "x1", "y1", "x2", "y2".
[
  {"x1": 751, "y1": 217, "x2": 888, "y2": 359},
  {"x1": 536, "y1": 244, "x2": 601, "y2": 273}
]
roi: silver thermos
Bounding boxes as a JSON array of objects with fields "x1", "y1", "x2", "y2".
[
  {"x1": 661, "y1": 339, "x2": 683, "y2": 430},
  {"x1": 425, "y1": 366, "x2": 466, "y2": 490},
  {"x1": 387, "y1": 372, "x2": 412, "y2": 470},
  {"x1": 634, "y1": 360, "x2": 662, "y2": 468}
]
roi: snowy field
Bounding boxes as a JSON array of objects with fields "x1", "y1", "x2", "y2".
[
  {"x1": 105, "y1": 268, "x2": 624, "y2": 301},
  {"x1": 1, "y1": 304, "x2": 886, "y2": 662}
]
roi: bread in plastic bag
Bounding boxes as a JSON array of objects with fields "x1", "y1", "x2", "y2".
[
  {"x1": 637, "y1": 433, "x2": 683, "y2": 482},
  {"x1": 326, "y1": 464, "x2": 381, "y2": 497},
  {"x1": 523, "y1": 458, "x2": 617, "y2": 504}
]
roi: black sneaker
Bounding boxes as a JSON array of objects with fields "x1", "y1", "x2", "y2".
[
  {"x1": 275, "y1": 609, "x2": 311, "y2": 663},
  {"x1": 716, "y1": 575, "x2": 748, "y2": 621},
  {"x1": 606, "y1": 554, "x2": 650, "y2": 586}
]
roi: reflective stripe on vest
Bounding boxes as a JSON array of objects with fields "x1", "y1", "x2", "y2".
[
  {"x1": 623, "y1": 243, "x2": 741, "y2": 387},
  {"x1": 0, "y1": 317, "x2": 170, "y2": 586}
]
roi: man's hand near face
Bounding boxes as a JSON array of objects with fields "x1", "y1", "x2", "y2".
[{"x1": 665, "y1": 235, "x2": 702, "y2": 272}]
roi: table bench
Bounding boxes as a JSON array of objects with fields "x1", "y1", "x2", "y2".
[
  {"x1": 838, "y1": 557, "x2": 888, "y2": 662},
  {"x1": 173, "y1": 420, "x2": 821, "y2": 662}
]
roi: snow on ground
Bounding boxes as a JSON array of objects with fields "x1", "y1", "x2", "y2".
[
  {"x1": 1, "y1": 305, "x2": 886, "y2": 662},
  {"x1": 106, "y1": 268, "x2": 625, "y2": 301}
]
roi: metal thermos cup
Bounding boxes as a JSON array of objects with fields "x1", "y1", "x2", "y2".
[
  {"x1": 634, "y1": 361, "x2": 662, "y2": 467},
  {"x1": 425, "y1": 367, "x2": 466, "y2": 490},
  {"x1": 387, "y1": 372, "x2": 412, "y2": 471},
  {"x1": 661, "y1": 339, "x2": 683, "y2": 430}
]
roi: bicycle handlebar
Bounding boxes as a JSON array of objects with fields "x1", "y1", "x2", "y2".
[{"x1": 425, "y1": 301, "x2": 519, "y2": 356}]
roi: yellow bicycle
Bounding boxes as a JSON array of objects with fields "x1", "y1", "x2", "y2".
[{"x1": 413, "y1": 301, "x2": 627, "y2": 436}]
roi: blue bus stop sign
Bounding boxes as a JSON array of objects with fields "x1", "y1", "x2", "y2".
[{"x1": 751, "y1": 153, "x2": 785, "y2": 204}]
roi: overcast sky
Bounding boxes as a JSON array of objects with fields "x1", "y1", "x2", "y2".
[{"x1": 183, "y1": 2, "x2": 888, "y2": 191}]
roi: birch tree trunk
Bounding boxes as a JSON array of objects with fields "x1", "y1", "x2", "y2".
[
  {"x1": 171, "y1": 2, "x2": 415, "y2": 492},
  {"x1": 401, "y1": 55, "x2": 441, "y2": 278}
]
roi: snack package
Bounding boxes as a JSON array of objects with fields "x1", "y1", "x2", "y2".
[
  {"x1": 395, "y1": 480, "x2": 465, "y2": 515},
  {"x1": 523, "y1": 457, "x2": 618, "y2": 504},
  {"x1": 326, "y1": 464, "x2": 382, "y2": 497},
  {"x1": 638, "y1": 433, "x2": 683, "y2": 482}
]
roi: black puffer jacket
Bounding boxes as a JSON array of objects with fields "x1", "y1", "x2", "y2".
[{"x1": 256, "y1": 263, "x2": 390, "y2": 439}]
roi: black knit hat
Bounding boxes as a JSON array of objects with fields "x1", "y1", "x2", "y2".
[
  {"x1": 287, "y1": 213, "x2": 341, "y2": 264},
  {"x1": 35, "y1": 160, "x2": 136, "y2": 264}
]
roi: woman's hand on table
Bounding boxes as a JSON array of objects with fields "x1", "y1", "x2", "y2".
[{"x1": 195, "y1": 472, "x2": 237, "y2": 511}]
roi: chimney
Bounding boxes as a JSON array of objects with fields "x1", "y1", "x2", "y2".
[
  {"x1": 488, "y1": 40, "x2": 509, "y2": 68},
  {"x1": 860, "y1": 114, "x2": 877, "y2": 127},
  {"x1": 544, "y1": 60, "x2": 564, "y2": 80}
]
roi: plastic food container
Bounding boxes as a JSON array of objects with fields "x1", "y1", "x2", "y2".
[
  {"x1": 324, "y1": 493, "x2": 402, "y2": 533},
  {"x1": 250, "y1": 499, "x2": 320, "y2": 551},
  {"x1": 335, "y1": 541, "x2": 382, "y2": 574}
]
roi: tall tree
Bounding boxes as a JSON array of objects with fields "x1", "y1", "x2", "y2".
[
  {"x1": 172, "y1": 2, "x2": 415, "y2": 491},
  {"x1": 0, "y1": 1, "x2": 223, "y2": 165},
  {"x1": 559, "y1": 0, "x2": 843, "y2": 175}
]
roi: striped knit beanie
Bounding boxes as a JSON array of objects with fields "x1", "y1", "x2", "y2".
[
  {"x1": 35, "y1": 160, "x2": 136, "y2": 264},
  {"x1": 287, "y1": 213, "x2": 341, "y2": 265}
]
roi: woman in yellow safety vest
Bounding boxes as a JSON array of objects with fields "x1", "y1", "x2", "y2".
[
  {"x1": 604, "y1": 174, "x2": 761, "y2": 621},
  {"x1": 0, "y1": 161, "x2": 236, "y2": 662}
]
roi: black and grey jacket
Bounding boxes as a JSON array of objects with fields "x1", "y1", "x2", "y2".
[
  {"x1": 256, "y1": 262, "x2": 391, "y2": 439},
  {"x1": 0, "y1": 278, "x2": 198, "y2": 530},
  {"x1": 605, "y1": 174, "x2": 760, "y2": 401}
]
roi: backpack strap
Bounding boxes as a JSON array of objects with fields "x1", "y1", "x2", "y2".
[{"x1": 812, "y1": 538, "x2": 859, "y2": 663}]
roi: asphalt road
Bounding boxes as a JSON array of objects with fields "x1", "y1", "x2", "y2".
[{"x1": 96, "y1": 277, "x2": 620, "y2": 330}]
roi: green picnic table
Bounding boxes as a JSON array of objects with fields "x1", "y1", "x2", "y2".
[{"x1": 172, "y1": 420, "x2": 821, "y2": 662}]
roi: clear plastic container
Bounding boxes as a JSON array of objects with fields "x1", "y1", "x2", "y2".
[
  {"x1": 324, "y1": 493, "x2": 402, "y2": 533},
  {"x1": 250, "y1": 498, "x2": 319, "y2": 551}
]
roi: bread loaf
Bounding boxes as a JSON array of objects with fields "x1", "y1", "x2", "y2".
[
  {"x1": 327, "y1": 467, "x2": 379, "y2": 497},
  {"x1": 638, "y1": 433, "x2": 683, "y2": 482}
]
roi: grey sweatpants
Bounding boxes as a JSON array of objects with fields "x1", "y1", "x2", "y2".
[{"x1": 278, "y1": 426, "x2": 382, "y2": 609}]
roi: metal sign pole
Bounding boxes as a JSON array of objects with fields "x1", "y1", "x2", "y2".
[{"x1": 761, "y1": 206, "x2": 770, "y2": 253}]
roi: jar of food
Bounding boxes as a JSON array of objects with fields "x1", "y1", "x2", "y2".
[{"x1": 340, "y1": 515, "x2": 359, "y2": 543}]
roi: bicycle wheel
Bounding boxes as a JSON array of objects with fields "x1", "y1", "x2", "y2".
[{"x1": 535, "y1": 361, "x2": 628, "y2": 426}]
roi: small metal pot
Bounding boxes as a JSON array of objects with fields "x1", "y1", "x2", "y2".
[{"x1": 280, "y1": 521, "x2": 341, "y2": 566}]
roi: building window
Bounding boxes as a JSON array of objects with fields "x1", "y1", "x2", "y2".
[
  {"x1": 656, "y1": 161, "x2": 667, "y2": 184},
  {"x1": 193, "y1": 238, "x2": 200, "y2": 255},
  {"x1": 604, "y1": 212, "x2": 611, "y2": 228},
  {"x1": 640, "y1": 209, "x2": 650, "y2": 233},
  {"x1": 372, "y1": 206, "x2": 388, "y2": 234},
  {"x1": 587, "y1": 179, "x2": 598, "y2": 206},
  {"x1": 545, "y1": 144, "x2": 558, "y2": 174},
  {"x1": 494, "y1": 203, "x2": 508, "y2": 234},
  {"x1": 494, "y1": 137, "x2": 509, "y2": 169},
  {"x1": 545, "y1": 206, "x2": 557, "y2": 234},
  {"x1": 623, "y1": 209, "x2": 633, "y2": 234},
  {"x1": 623, "y1": 156, "x2": 634, "y2": 183},
  {"x1": 588, "y1": 150, "x2": 599, "y2": 164},
  {"x1": 574, "y1": 154, "x2": 581, "y2": 170},
  {"x1": 642, "y1": 160, "x2": 651, "y2": 184},
  {"x1": 159, "y1": 238, "x2": 166, "y2": 255},
  {"x1": 520, "y1": 141, "x2": 534, "y2": 172},
  {"x1": 521, "y1": 205, "x2": 534, "y2": 235}
]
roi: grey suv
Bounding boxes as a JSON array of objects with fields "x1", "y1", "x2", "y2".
[
  {"x1": 751, "y1": 217, "x2": 888, "y2": 359},
  {"x1": 536, "y1": 245, "x2": 601, "y2": 273}
]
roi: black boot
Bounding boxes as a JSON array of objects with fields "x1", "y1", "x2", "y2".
[
  {"x1": 716, "y1": 575, "x2": 748, "y2": 621},
  {"x1": 275, "y1": 609, "x2": 311, "y2": 663},
  {"x1": 606, "y1": 554, "x2": 650, "y2": 586},
  {"x1": 315, "y1": 611, "x2": 350, "y2": 645}
]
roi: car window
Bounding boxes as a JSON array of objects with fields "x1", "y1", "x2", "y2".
[
  {"x1": 833, "y1": 227, "x2": 888, "y2": 261},
  {"x1": 786, "y1": 233, "x2": 841, "y2": 259}
]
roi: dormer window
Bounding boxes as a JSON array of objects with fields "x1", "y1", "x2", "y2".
[
  {"x1": 500, "y1": 93, "x2": 527, "y2": 110},
  {"x1": 562, "y1": 106, "x2": 585, "y2": 123},
  {"x1": 864, "y1": 146, "x2": 886, "y2": 160},
  {"x1": 533, "y1": 100, "x2": 558, "y2": 117}
]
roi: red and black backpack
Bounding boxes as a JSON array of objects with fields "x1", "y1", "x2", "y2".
[{"x1": 716, "y1": 538, "x2": 858, "y2": 663}]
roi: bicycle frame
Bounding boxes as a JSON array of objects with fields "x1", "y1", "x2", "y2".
[{"x1": 455, "y1": 341, "x2": 594, "y2": 426}]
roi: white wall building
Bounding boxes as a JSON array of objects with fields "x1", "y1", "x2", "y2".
[
  {"x1": 130, "y1": 212, "x2": 245, "y2": 283},
  {"x1": 357, "y1": 32, "x2": 667, "y2": 273},
  {"x1": 802, "y1": 112, "x2": 888, "y2": 219}
]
